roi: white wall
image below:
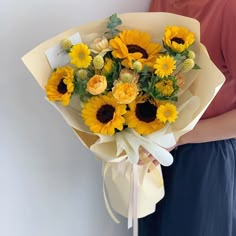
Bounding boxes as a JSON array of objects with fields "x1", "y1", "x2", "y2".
[{"x1": 0, "y1": 0, "x2": 151, "y2": 236}]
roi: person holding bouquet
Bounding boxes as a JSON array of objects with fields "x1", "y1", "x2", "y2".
[{"x1": 139, "y1": 0, "x2": 236, "y2": 235}]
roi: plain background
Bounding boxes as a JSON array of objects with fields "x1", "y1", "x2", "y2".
[{"x1": 0, "y1": 0, "x2": 151, "y2": 236}]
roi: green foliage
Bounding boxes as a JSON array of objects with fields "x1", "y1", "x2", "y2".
[
  {"x1": 193, "y1": 63, "x2": 201, "y2": 70},
  {"x1": 73, "y1": 76, "x2": 91, "y2": 102},
  {"x1": 105, "y1": 14, "x2": 122, "y2": 38}
]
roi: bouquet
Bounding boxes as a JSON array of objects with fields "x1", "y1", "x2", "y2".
[{"x1": 22, "y1": 12, "x2": 225, "y2": 232}]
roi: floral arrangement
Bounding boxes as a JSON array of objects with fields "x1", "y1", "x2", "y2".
[
  {"x1": 45, "y1": 14, "x2": 200, "y2": 136},
  {"x1": 22, "y1": 12, "x2": 225, "y2": 232}
]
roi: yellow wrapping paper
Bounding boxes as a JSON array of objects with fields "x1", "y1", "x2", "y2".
[{"x1": 22, "y1": 12, "x2": 225, "y2": 219}]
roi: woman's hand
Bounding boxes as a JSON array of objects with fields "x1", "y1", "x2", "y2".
[{"x1": 138, "y1": 145, "x2": 176, "y2": 171}]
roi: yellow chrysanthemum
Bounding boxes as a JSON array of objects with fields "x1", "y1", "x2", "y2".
[
  {"x1": 163, "y1": 26, "x2": 195, "y2": 53},
  {"x1": 157, "y1": 103, "x2": 178, "y2": 123},
  {"x1": 154, "y1": 55, "x2": 176, "y2": 78},
  {"x1": 45, "y1": 66, "x2": 74, "y2": 106},
  {"x1": 125, "y1": 96, "x2": 164, "y2": 135},
  {"x1": 109, "y1": 30, "x2": 162, "y2": 68},
  {"x1": 155, "y1": 79, "x2": 174, "y2": 96},
  {"x1": 81, "y1": 93, "x2": 126, "y2": 136},
  {"x1": 69, "y1": 43, "x2": 92, "y2": 68},
  {"x1": 112, "y1": 82, "x2": 138, "y2": 104}
]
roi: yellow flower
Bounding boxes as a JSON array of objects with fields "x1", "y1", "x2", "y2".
[
  {"x1": 69, "y1": 43, "x2": 92, "y2": 68},
  {"x1": 187, "y1": 50, "x2": 195, "y2": 59},
  {"x1": 60, "y1": 38, "x2": 72, "y2": 51},
  {"x1": 125, "y1": 96, "x2": 164, "y2": 135},
  {"x1": 93, "y1": 55, "x2": 104, "y2": 69},
  {"x1": 155, "y1": 79, "x2": 174, "y2": 96},
  {"x1": 119, "y1": 68, "x2": 139, "y2": 83},
  {"x1": 90, "y1": 37, "x2": 111, "y2": 56},
  {"x1": 81, "y1": 93, "x2": 126, "y2": 135},
  {"x1": 157, "y1": 103, "x2": 178, "y2": 123},
  {"x1": 102, "y1": 58, "x2": 113, "y2": 74},
  {"x1": 76, "y1": 69, "x2": 88, "y2": 80},
  {"x1": 112, "y1": 82, "x2": 138, "y2": 104},
  {"x1": 180, "y1": 58, "x2": 195, "y2": 73},
  {"x1": 154, "y1": 55, "x2": 176, "y2": 78},
  {"x1": 45, "y1": 66, "x2": 74, "y2": 106},
  {"x1": 109, "y1": 30, "x2": 161, "y2": 68},
  {"x1": 86, "y1": 75, "x2": 107, "y2": 95},
  {"x1": 133, "y1": 61, "x2": 143, "y2": 72},
  {"x1": 163, "y1": 26, "x2": 195, "y2": 53}
]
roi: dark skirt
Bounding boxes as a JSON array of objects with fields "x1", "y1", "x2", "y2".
[{"x1": 139, "y1": 139, "x2": 236, "y2": 236}]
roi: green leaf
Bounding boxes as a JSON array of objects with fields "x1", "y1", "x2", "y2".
[
  {"x1": 107, "y1": 14, "x2": 122, "y2": 29},
  {"x1": 193, "y1": 64, "x2": 201, "y2": 70},
  {"x1": 174, "y1": 53, "x2": 183, "y2": 60}
]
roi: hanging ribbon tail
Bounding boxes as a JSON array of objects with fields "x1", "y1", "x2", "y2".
[
  {"x1": 102, "y1": 161, "x2": 120, "y2": 224},
  {"x1": 133, "y1": 164, "x2": 138, "y2": 236}
]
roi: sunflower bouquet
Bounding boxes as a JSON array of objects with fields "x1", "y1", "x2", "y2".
[
  {"x1": 22, "y1": 12, "x2": 224, "y2": 228},
  {"x1": 45, "y1": 14, "x2": 198, "y2": 137}
]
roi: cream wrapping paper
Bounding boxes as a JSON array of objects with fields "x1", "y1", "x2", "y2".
[{"x1": 22, "y1": 12, "x2": 225, "y2": 220}]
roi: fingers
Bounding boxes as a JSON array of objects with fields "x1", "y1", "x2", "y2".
[
  {"x1": 144, "y1": 150, "x2": 160, "y2": 166},
  {"x1": 152, "y1": 159, "x2": 160, "y2": 167},
  {"x1": 139, "y1": 146, "x2": 149, "y2": 156},
  {"x1": 137, "y1": 160, "x2": 144, "y2": 165},
  {"x1": 138, "y1": 146, "x2": 160, "y2": 172}
]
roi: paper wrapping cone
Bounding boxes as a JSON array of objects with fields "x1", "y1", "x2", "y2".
[
  {"x1": 22, "y1": 12, "x2": 225, "y2": 219},
  {"x1": 104, "y1": 160, "x2": 164, "y2": 218}
]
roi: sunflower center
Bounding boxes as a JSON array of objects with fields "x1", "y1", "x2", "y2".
[
  {"x1": 127, "y1": 44, "x2": 148, "y2": 59},
  {"x1": 57, "y1": 78, "x2": 67, "y2": 94},
  {"x1": 135, "y1": 101, "x2": 157, "y2": 123},
  {"x1": 96, "y1": 105, "x2": 115, "y2": 123},
  {"x1": 171, "y1": 37, "x2": 185, "y2": 44}
]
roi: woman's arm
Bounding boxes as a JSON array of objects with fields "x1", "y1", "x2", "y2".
[{"x1": 178, "y1": 109, "x2": 236, "y2": 145}]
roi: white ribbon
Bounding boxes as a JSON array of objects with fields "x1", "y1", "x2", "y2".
[
  {"x1": 102, "y1": 161, "x2": 121, "y2": 224},
  {"x1": 128, "y1": 164, "x2": 138, "y2": 236},
  {"x1": 91, "y1": 128, "x2": 175, "y2": 166}
]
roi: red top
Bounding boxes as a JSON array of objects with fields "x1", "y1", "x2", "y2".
[{"x1": 149, "y1": 0, "x2": 236, "y2": 119}]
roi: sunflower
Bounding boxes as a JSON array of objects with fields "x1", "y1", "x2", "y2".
[
  {"x1": 157, "y1": 103, "x2": 178, "y2": 123},
  {"x1": 109, "y1": 30, "x2": 162, "y2": 68},
  {"x1": 125, "y1": 95, "x2": 164, "y2": 135},
  {"x1": 81, "y1": 93, "x2": 126, "y2": 135},
  {"x1": 45, "y1": 66, "x2": 74, "y2": 106},
  {"x1": 163, "y1": 26, "x2": 195, "y2": 53},
  {"x1": 69, "y1": 43, "x2": 92, "y2": 68},
  {"x1": 154, "y1": 55, "x2": 176, "y2": 78}
]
